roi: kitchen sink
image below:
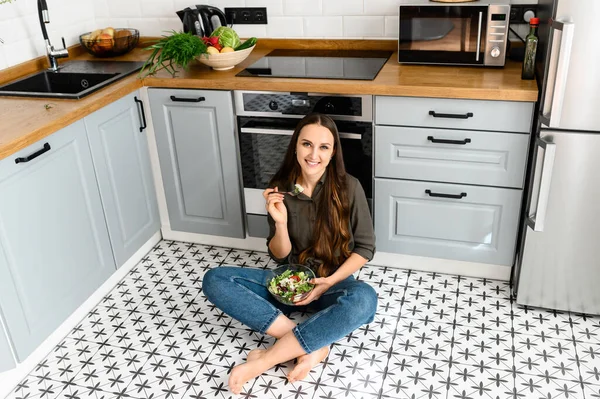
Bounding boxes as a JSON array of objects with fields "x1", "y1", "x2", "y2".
[{"x1": 0, "y1": 60, "x2": 145, "y2": 99}]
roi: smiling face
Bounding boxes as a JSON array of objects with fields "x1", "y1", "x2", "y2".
[{"x1": 296, "y1": 123, "x2": 335, "y2": 182}]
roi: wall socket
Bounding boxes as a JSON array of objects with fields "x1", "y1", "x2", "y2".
[{"x1": 224, "y1": 7, "x2": 268, "y2": 25}]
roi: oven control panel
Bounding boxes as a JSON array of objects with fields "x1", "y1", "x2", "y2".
[{"x1": 234, "y1": 91, "x2": 373, "y2": 122}]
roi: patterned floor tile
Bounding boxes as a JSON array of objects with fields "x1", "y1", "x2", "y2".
[
  {"x1": 514, "y1": 372, "x2": 585, "y2": 399},
  {"x1": 447, "y1": 365, "x2": 514, "y2": 399},
  {"x1": 452, "y1": 329, "x2": 515, "y2": 370},
  {"x1": 7, "y1": 239, "x2": 600, "y2": 399},
  {"x1": 513, "y1": 336, "x2": 579, "y2": 380}
]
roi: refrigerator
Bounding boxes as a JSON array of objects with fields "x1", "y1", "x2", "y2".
[{"x1": 512, "y1": 0, "x2": 600, "y2": 314}]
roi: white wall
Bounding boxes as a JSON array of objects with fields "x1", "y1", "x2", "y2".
[
  {"x1": 0, "y1": 0, "x2": 96, "y2": 70},
  {"x1": 0, "y1": 0, "x2": 538, "y2": 72}
]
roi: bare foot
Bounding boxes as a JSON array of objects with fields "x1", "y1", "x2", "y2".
[
  {"x1": 246, "y1": 348, "x2": 265, "y2": 362},
  {"x1": 287, "y1": 346, "x2": 330, "y2": 383},
  {"x1": 229, "y1": 351, "x2": 270, "y2": 394}
]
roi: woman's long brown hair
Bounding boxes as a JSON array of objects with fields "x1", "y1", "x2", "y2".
[{"x1": 269, "y1": 113, "x2": 352, "y2": 277}]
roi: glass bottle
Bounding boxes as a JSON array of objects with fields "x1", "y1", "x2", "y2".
[{"x1": 522, "y1": 17, "x2": 540, "y2": 80}]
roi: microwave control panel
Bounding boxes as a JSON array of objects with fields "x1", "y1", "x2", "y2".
[{"x1": 485, "y1": 4, "x2": 511, "y2": 67}]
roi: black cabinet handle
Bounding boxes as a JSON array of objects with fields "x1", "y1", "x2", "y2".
[
  {"x1": 429, "y1": 110, "x2": 474, "y2": 119},
  {"x1": 427, "y1": 136, "x2": 472, "y2": 145},
  {"x1": 134, "y1": 96, "x2": 147, "y2": 132},
  {"x1": 425, "y1": 189, "x2": 467, "y2": 199},
  {"x1": 170, "y1": 95, "x2": 206, "y2": 103},
  {"x1": 15, "y1": 143, "x2": 51, "y2": 164}
]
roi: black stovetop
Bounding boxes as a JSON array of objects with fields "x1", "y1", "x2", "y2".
[{"x1": 236, "y1": 50, "x2": 392, "y2": 80}]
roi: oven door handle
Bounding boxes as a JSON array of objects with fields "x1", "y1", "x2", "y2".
[{"x1": 240, "y1": 127, "x2": 362, "y2": 140}]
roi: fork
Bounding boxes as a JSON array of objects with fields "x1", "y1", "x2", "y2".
[{"x1": 268, "y1": 184, "x2": 304, "y2": 197}]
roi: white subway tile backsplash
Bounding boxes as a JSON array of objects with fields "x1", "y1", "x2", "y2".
[
  {"x1": 3, "y1": 39, "x2": 39, "y2": 66},
  {"x1": 93, "y1": 0, "x2": 111, "y2": 18},
  {"x1": 233, "y1": 24, "x2": 268, "y2": 39},
  {"x1": 364, "y1": 0, "x2": 402, "y2": 16},
  {"x1": 304, "y1": 16, "x2": 342, "y2": 38},
  {"x1": 141, "y1": 0, "x2": 175, "y2": 18},
  {"x1": 343, "y1": 16, "x2": 384, "y2": 37},
  {"x1": 0, "y1": 46, "x2": 7, "y2": 70},
  {"x1": 323, "y1": 0, "x2": 363, "y2": 16},
  {"x1": 159, "y1": 17, "x2": 183, "y2": 33},
  {"x1": 384, "y1": 16, "x2": 398, "y2": 38},
  {"x1": 128, "y1": 18, "x2": 163, "y2": 37},
  {"x1": 246, "y1": 0, "x2": 283, "y2": 16},
  {"x1": 107, "y1": 0, "x2": 141, "y2": 18},
  {"x1": 283, "y1": 0, "x2": 321, "y2": 16},
  {"x1": 267, "y1": 16, "x2": 304, "y2": 38}
]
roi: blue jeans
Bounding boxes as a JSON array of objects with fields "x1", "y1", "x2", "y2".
[{"x1": 203, "y1": 266, "x2": 378, "y2": 354}]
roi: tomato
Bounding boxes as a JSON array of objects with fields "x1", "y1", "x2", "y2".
[{"x1": 290, "y1": 275, "x2": 300, "y2": 282}]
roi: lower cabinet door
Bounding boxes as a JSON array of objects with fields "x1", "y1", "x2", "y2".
[
  {"x1": 0, "y1": 325, "x2": 15, "y2": 372},
  {"x1": 0, "y1": 120, "x2": 115, "y2": 361},
  {"x1": 149, "y1": 88, "x2": 245, "y2": 238},
  {"x1": 85, "y1": 91, "x2": 160, "y2": 266},
  {"x1": 374, "y1": 178, "x2": 522, "y2": 265}
]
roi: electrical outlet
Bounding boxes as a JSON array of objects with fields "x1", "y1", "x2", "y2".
[
  {"x1": 225, "y1": 7, "x2": 268, "y2": 25},
  {"x1": 510, "y1": 5, "x2": 537, "y2": 23}
]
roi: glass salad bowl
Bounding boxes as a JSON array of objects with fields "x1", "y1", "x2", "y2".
[{"x1": 266, "y1": 264, "x2": 315, "y2": 305}]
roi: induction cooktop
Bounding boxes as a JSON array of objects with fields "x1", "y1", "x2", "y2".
[{"x1": 236, "y1": 50, "x2": 392, "y2": 80}]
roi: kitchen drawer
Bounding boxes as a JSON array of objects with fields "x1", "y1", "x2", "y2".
[
  {"x1": 374, "y1": 178, "x2": 522, "y2": 265},
  {"x1": 375, "y1": 96, "x2": 534, "y2": 133},
  {"x1": 375, "y1": 126, "x2": 529, "y2": 188}
]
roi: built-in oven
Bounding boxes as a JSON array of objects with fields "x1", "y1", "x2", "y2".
[
  {"x1": 234, "y1": 90, "x2": 373, "y2": 238},
  {"x1": 398, "y1": 1, "x2": 510, "y2": 67}
]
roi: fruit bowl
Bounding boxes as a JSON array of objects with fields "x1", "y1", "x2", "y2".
[
  {"x1": 266, "y1": 264, "x2": 315, "y2": 306},
  {"x1": 80, "y1": 28, "x2": 139, "y2": 57},
  {"x1": 196, "y1": 44, "x2": 255, "y2": 71}
]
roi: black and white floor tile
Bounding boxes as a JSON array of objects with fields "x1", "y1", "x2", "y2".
[{"x1": 5, "y1": 240, "x2": 600, "y2": 399}]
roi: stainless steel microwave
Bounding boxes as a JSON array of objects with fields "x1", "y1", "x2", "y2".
[{"x1": 398, "y1": 1, "x2": 510, "y2": 67}]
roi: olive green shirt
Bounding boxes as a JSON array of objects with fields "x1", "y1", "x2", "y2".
[{"x1": 266, "y1": 174, "x2": 376, "y2": 271}]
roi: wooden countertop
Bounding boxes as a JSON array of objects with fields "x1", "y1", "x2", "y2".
[{"x1": 0, "y1": 39, "x2": 538, "y2": 161}]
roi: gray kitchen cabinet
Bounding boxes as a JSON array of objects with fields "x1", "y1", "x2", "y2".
[
  {"x1": 85, "y1": 91, "x2": 160, "y2": 266},
  {"x1": 0, "y1": 326, "x2": 15, "y2": 372},
  {"x1": 375, "y1": 96, "x2": 534, "y2": 133},
  {"x1": 0, "y1": 120, "x2": 115, "y2": 361},
  {"x1": 374, "y1": 95, "x2": 534, "y2": 266},
  {"x1": 375, "y1": 126, "x2": 530, "y2": 188},
  {"x1": 374, "y1": 178, "x2": 522, "y2": 266},
  {"x1": 149, "y1": 88, "x2": 245, "y2": 238}
]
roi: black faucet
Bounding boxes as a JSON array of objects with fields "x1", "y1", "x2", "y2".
[{"x1": 37, "y1": 0, "x2": 69, "y2": 71}]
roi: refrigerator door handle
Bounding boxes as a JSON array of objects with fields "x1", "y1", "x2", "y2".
[
  {"x1": 540, "y1": 20, "x2": 575, "y2": 128},
  {"x1": 526, "y1": 137, "x2": 556, "y2": 232}
]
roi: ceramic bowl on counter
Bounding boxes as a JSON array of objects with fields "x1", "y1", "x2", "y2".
[{"x1": 196, "y1": 45, "x2": 255, "y2": 71}]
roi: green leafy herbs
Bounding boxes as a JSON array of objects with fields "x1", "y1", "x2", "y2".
[{"x1": 139, "y1": 31, "x2": 207, "y2": 78}]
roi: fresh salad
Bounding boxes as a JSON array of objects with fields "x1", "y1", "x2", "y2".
[{"x1": 268, "y1": 269, "x2": 314, "y2": 304}]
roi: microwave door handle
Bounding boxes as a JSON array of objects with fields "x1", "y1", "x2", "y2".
[
  {"x1": 540, "y1": 21, "x2": 575, "y2": 128},
  {"x1": 240, "y1": 127, "x2": 361, "y2": 140},
  {"x1": 475, "y1": 11, "x2": 483, "y2": 62},
  {"x1": 526, "y1": 137, "x2": 556, "y2": 232}
]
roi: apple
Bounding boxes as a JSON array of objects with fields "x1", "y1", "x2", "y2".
[
  {"x1": 102, "y1": 27, "x2": 115, "y2": 38},
  {"x1": 96, "y1": 33, "x2": 114, "y2": 51}
]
